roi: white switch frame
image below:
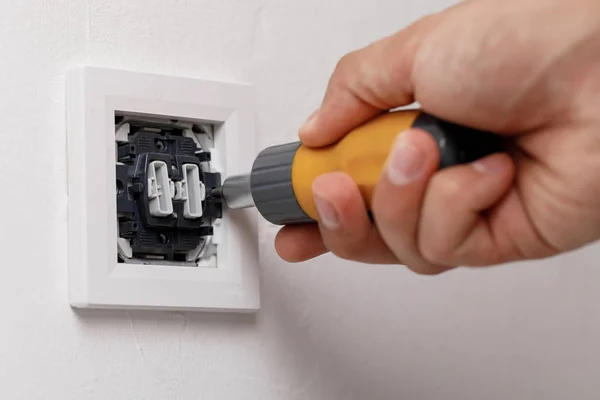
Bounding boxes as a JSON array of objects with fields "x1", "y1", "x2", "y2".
[{"x1": 66, "y1": 66, "x2": 260, "y2": 312}]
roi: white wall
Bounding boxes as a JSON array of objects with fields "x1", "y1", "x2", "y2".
[{"x1": 1, "y1": 0, "x2": 599, "y2": 399}]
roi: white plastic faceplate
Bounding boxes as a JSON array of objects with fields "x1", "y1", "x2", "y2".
[{"x1": 66, "y1": 67, "x2": 260, "y2": 312}]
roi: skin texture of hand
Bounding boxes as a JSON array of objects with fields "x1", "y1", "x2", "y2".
[{"x1": 274, "y1": 0, "x2": 600, "y2": 274}]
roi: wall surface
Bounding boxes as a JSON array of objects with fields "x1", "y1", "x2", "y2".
[{"x1": 1, "y1": 0, "x2": 599, "y2": 399}]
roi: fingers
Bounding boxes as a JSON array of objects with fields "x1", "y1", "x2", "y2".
[
  {"x1": 276, "y1": 135, "x2": 515, "y2": 270},
  {"x1": 417, "y1": 153, "x2": 515, "y2": 266},
  {"x1": 299, "y1": 16, "x2": 435, "y2": 147},
  {"x1": 275, "y1": 172, "x2": 398, "y2": 264},
  {"x1": 372, "y1": 127, "x2": 515, "y2": 273},
  {"x1": 311, "y1": 172, "x2": 399, "y2": 264},
  {"x1": 372, "y1": 128, "x2": 452, "y2": 274},
  {"x1": 275, "y1": 225, "x2": 327, "y2": 263}
]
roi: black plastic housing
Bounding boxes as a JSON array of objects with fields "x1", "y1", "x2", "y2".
[{"x1": 116, "y1": 123, "x2": 222, "y2": 262}]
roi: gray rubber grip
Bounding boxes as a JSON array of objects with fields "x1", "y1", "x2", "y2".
[{"x1": 250, "y1": 142, "x2": 313, "y2": 225}]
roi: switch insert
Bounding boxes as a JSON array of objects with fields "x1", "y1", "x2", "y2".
[{"x1": 115, "y1": 113, "x2": 222, "y2": 266}]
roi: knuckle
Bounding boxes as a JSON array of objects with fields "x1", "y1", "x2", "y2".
[
  {"x1": 419, "y1": 238, "x2": 453, "y2": 266},
  {"x1": 333, "y1": 51, "x2": 360, "y2": 76}
]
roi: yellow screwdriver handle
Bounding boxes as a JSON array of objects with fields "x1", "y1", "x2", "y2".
[{"x1": 290, "y1": 109, "x2": 503, "y2": 221}]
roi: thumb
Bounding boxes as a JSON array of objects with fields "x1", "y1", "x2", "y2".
[{"x1": 299, "y1": 16, "x2": 438, "y2": 147}]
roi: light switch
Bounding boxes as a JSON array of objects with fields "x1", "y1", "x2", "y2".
[{"x1": 66, "y1": 67, "x2": 260, "y2": 312}]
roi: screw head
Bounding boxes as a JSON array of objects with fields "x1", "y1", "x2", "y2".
[{"x1": 130, "y1": 183, "x2": 144, "y2": 194}]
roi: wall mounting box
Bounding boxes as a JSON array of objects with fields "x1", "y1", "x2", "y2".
[{"x1": 66, "y1": 66, "x2": 260, "y2": 312}]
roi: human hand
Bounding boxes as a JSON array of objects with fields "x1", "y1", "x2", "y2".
[{"x1": 274, "y1": 0, "x2": 600, "y2": 274}]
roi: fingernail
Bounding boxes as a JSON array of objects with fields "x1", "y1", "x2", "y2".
[
  {"x1": 472, "y1": 155, "x2": 506, "y2": 175},
  {"x1": 313, "y1": 193, "x2": 340, "y2": 230},
  {"x1": 386, "y1": 130, "x2": 427, "y2": 185},
  {"x1": 300, "y1": 109, "x2": 319, "y2": 135}
]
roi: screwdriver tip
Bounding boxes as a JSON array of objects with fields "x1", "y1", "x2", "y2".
[{"x1": 209, "y1": 186, "x2": 223, "y2": 201}]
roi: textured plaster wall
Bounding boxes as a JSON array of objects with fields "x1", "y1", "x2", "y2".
[{"x1": 0, "y1": 0, "x2": 599, "y2": 399}]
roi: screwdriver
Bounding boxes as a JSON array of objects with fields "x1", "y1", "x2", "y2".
[{"x1": 210, "y1": 109, "x2": 503, "y2": 225}]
